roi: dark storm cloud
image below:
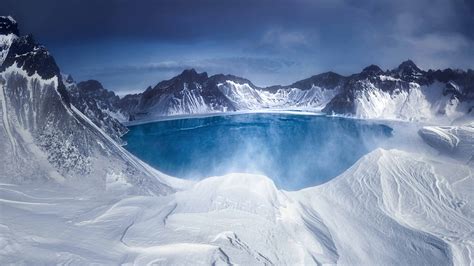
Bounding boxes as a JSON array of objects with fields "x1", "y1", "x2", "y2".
[
  {"x1": 1, "y1": 0, "x2": 473, "y2": 93},
  {"x1": 1, "y1": 0, "x2": 336, "y2": 43}
]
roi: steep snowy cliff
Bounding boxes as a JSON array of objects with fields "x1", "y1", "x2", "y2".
[
  {"x1": 0, "y1": 16, "x2": 171, "y2": 195},
  {"x1": 64, "y1": 77, "x2": 128, "y2": 144}
]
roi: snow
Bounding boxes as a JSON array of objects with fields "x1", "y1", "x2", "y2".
[
  {"x1": 0, "y1": 82, "x2": 17, "y2": 156},
  {"x1": 1, "y1": 99, "x2": 472, "y2": 263},
  {"x1": 103, "y1": 108, "x2": 128, "y2": 123},
  {"x1": 0, "y1": 34, "x2": 16, "y2": 65},
  {"x1": 379, "y1": 75, "x2": 401, "y2": 82},
  {"x1": 169, "y1": 82, "x2": 211, "y2": 114},
  {"x1": 132, "y1": 75, "x2": 473, "y2": 126},
  {"x1": 352, "y1": 80, "x2": 470, "y2": 124},
  {"x1": 296, "y1": 149, "x2": 473, "y2": 265},
  {"x1": 217, "y1": 81, "x2": 339, "y2": 111},
  {"x1": 0, "y1": 63, "x2": 172, "y2": 195},
  {"x1": 419, "y1": 124, "x2": 474, "y2": 162},
  {"x1": 1, "y1": 147, "x2": 472, "y2": 264}
]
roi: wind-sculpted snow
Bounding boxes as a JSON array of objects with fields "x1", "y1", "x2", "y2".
[
  {"x1": 1, "y1": 149, "x2": 472, "y2": 264},
  {"x1": 419, "y1": 124, "x2": 474, "y2": 163},
  {"x1": 297, "y1": 149, "x2": 473, "y2": 265}
]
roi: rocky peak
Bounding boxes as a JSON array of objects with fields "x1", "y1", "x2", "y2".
[
  {"x1": 289, "y1": 71, "x2": 346, "y2": 90},
  {"x1": 77, "y1": 80, "x2": 105, "y2": 93},
  {"x1": 210, "y1": 73, "x2": 255, "y2": 86},
  {"x1": 358, "y1": 64, "x2": 383, "y2": 79},
  {"x1": 0, "y1": 16, "x2": 19, "y2": 35},
  {"x1": 361, "y1": 65, "x2": 383, "y2": 75},
  {"x1": 0, "y1": 17, "x2": 69, "y2": 104},
  {"x1": 64, "y1": 74, "x2": 75, "y2": 84},
  {"x1": 177, "y1": 68, "x2": 208, "y2": 83},
  {"x1": 395, "y1": 60, "x2": 422, "y2": 75}
]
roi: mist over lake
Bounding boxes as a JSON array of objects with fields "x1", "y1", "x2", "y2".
[{"x1": 123, "y1": 113, "x2": 393, "y2": 190}]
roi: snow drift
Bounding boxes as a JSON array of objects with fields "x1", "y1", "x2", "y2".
[{"x1": 1, "y1": 148, "x2": 472, "y2": 265}]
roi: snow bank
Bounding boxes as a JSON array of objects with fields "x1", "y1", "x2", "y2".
[
  {"x1": 1, "y1": 149, "x2": 472, "y2": 264},
  {"x1": 419, "y1": 124, "x2": 474, "y2": 162}
]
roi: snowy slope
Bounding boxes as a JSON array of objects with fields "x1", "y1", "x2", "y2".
[
  {"x1": 0, "y1": 16, "x2": 171, "y2": 195},
  {"x1": 349, "y1": 79, "x2": 471, "y2": 123},
  {"x1": 419, "y1": 123, "x2": 474, "y2": 163},
  {"x1": 323, "y1": 62, "x2": 474, "y2": 124},
  {"x1": 64, "y1": 77, "x2": 129, "y2": 144},
  {"x1": 217, "y1": 80, "x2": 339, "y2": 110},
  {"x1": 297, "y1": 149, "x2": 473, "y2": 265},
  {"x1": 1, "y1": 148, "x2": 472, "y2": 265},
  {"x1": 119, "y1": 70, "x2": 235, "y2": 121}
]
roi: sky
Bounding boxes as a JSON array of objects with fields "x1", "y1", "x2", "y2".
[{"x1": 2, "y1": 0, "x2": 473, "y2": 94}]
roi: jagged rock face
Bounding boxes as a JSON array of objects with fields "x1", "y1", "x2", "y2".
[
  {"x1": 116, "y1": 58, "x2": 473, "y2": 124},
  {"x1": 0, "y1": 16, "x2": 170, "y2": 195},
  {"x1": 287, "y1": 72, "x2": 346, "y2": 91},
  {"x1": 323, "y1": 60, "x2": 474, "y2": 122},
  {"x1": 119, "y1": 70, "x2": 343, "y2": 121},
  {"x1": 0, "y1": 16, "x2": 19, "y2": 35},
  {"x1": 117, "y1": 93, "x2": 141, "y2": 120},
  {"x1": 120, "y1": 69, "x2": 237, "y2": 120},
  {"x1": 116, "y1": 61, "x2": 473, "y2": 123},
  {"x1": 65, "y1": 78, "x2": 128, "y2": 144}
]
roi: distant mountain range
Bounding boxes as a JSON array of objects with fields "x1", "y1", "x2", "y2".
[{"x1": 70, "y1": 57, "x2": 473, "y2": 127}]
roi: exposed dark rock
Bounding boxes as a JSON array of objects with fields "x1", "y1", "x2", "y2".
[{"x1": 0, "y1": 16, "x2": 19, "y2": 35}]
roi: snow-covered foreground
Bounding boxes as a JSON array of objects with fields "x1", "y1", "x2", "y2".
[{"x1": 1, "y1": 148, "x2": 472, "y2": 265}]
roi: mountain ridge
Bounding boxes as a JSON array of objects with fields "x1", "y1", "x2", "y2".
[
  {"x1": 0, "y1": 15, "x2": 171, "y2": 194},
  {"x1": 107, "y1": 60, "x2": 473, "y2": 123}
]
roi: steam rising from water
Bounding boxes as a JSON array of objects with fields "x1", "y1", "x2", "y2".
[{"x1": 123, "y1": 113, "x2": 392, "y2": 190}]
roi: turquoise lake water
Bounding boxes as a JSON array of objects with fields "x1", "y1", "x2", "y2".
[{"x1": 123, "y1": 113, "x2": 393, "y2": 190}]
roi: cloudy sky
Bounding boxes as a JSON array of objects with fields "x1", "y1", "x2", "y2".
[{"x1": 2, "y1": 0, "x2": 473, "y2": 94}]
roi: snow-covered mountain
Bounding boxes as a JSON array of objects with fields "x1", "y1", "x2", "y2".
[
  {"x1": 116, "y1": 60, "x2": 473, "y2": 124},
  {"x1": 118, "y1": 70, "x2": 237, "y2": 120},
  {"x1": 1, "y1": 16, "x2": 473, "y2": 265},
  {"x1": 323, "y1": 61, "x2": 474, "y2": 123},
  {"x1": 0, "y1": 16, "x2": 171, "y2": 194},
  {"x1": 2, "y1": 146, "x2": 472, "y2": 264},
  {"x1": 64, "y1": 77, "x2": 129, "y2": 144},
  {"x1": 118, "y1": 70, "x2": 344, "y2": 121}
]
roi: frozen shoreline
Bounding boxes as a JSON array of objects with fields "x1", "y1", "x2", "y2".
[{"x1": 123, "y1": 109, "x2": 326, "y2": 126}]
